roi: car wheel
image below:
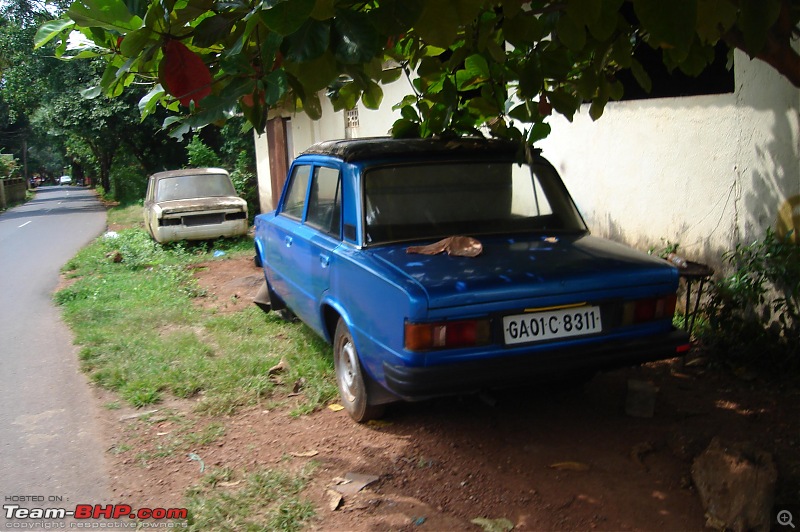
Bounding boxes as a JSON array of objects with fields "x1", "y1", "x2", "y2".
[
  {"x1": 333, "y1": 319, "x2": 385, "y2": 423},
  {"x1": 253, "y1": 253, "x2": 262, "y2": 268}
]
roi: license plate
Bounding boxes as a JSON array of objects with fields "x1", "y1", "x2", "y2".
[{"x1": 503, "y1": 305, "x2": 602, "y2": 345}]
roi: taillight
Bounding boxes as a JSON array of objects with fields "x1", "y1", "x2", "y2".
[
  {"x1": 405, "y1": 319, "x2": 491, "y2": 351},
  {"x1": 622, "y1": 295, "x2": 677, "y2": 325}
]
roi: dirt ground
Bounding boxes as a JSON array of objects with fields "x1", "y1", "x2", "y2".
[{"x1": 97, "y1": 255, "x2": 800, "y2": 531}]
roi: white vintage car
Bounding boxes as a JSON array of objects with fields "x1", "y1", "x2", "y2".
[{"x1": 143, "y1": 168, "x2": 248, "y2": 244}]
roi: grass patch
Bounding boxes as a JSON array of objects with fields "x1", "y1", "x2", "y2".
[
  {"x1": 55, "y1": 227, "x2": 337, "y2": 415},
  {"x1": 186, "y1": 464, "x2": 317, "y2": 531},
  {"x1": 132, "y1": 411, "x2": 227, "y2": 465},
  {"x1": 107, "y1": 204, "x2": 145, "y2": 228}
]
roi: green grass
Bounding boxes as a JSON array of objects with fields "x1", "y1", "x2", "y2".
[
  {"x1": 55, "y1": 227, "x2": 337, "y2": 416},
  {"x1": 185, "y1": 464, "x2": 317, "y2": 531},
  {"x1": 107, "y1": 204, "x2": 145, "y2": 228}
]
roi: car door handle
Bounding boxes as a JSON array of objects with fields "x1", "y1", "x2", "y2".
[
  {"x1": 284, "y1": 236, "x2": 293, "y2": 247},
  {"x1": 319, "y1": 254, "x2": 330, "y2": 268}
]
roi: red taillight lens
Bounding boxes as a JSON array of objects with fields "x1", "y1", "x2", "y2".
[
  {"x1": 405, "y1": 319, "x2": 491, "y2": 351},
  {"x1": 634, "y1": 299, "x2": 656, "y2": 322},
  {"x1": 623, "y1": 294, "x2": 678, "y2": 325}
]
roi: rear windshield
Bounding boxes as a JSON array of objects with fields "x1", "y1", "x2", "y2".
[
  {"x1": 156, "y1": 174, "x2": 236, "y2": 202},
  {"x1": 363, "y1": 160, "x2": 586, "y2": 245}
]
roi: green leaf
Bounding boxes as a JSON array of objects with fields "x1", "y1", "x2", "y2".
[
  {"x1": 547, "y1": 89, "x2": 581, "y2": 121},
  {"x1": 302, "y1": 92, "x2": 323, "y2": 120},
  {"x1": 455, "y1": 54, "x2": 490, "y2": 90},
  {"x1": 566, "y1": 0, "x2": 601, "y2": 27},
  {"x1": 391, "y1": 118, "x2": 421, "y2": 138},
  {"x1": 508, "y1": 102, "x2": 532, "y2": 122},
  {"x1": 465, "y1": 96, "x2": 499, "y2": 120},
  {"x1": 417, "y1": 56, "x2": 443, "y2": 78},
  {"x1": 143, "y1": 0, "x2": 169, "y2": 33},
  {"x1": 465, "y1": 54, "x2": 490, "y2": 79},
  {"x1": 331, "y1": 81, "x2": 359, "y2": 111},
  {"x1": 193, "y1": 14, "x2": 238, "y2": 49},
  {"x1": 399, "y1": 103, "x2": 419, "y2": 121},
  {"x1": 503, "y1": 12, "x2": 544, "y2": 47},
  {"x1": 540, "y1": 47, "x2": 573, "y2": 81},
  {"x1": 81, "y1": 85, "x2": 103, "y2": 99},
  {"x1": 632, "y1": 0, "x2": 696, "y2": 51},
  {"x1": 556, "y1": 13, "x2": 587, "y2": 51},
  {"x1": 527, "y1": 121, "x2": 552, "y2": 143},
  {"x1": 696, "y1": 0, "x2": 738, "y2": 44},
  {"x1": 68, "y1": 0, "x2": 144, "y2": 33},
  {"x1": 362, "y1": 81, "x2": 383, "y2": 110},
  {"x1": 119, "y1": 27, "x2": 157, "y2": 57},
  {"x1": 515, "y1": 57, "x2": 543, "y2": 99},
  {"x1": 261, "y1": 0, "x2": 315, "y2": 36},
  {"x1": 589, "y1": 99, "x2": 606, "y2": 120},
  {"x1": 738, "y1": 0, "x2": 781, "y2": 55},
  {"x1": 333, "y1": 9, "x2": 380, "y2": 64},
  {"x1": 608, "y1": 32, "x2": 634, "y2": 68},
  {"x1": 372, "y1": 0, "x2": 424, "y2": 35},
  {"x1": 34, "y1": 19, "x2": 74, "y2": 49},
  {"x1": 284, "y1": 18, "x2": 330, "y2": 62},
  {"x1": 415, "y1": 1, "x2": 466, "y2": 48},
  {"x1": 587, "y1": 0, "x2": 624, "y2": 42},
  {"x1": 675, "y1": 40, "x2": 716, "y2": 76},
  {"x1": 263, "y1": 69, "x2": 289, "y2": 106},
  {"x1": 138, "y1": 84, "x2": 166, "y2": 118},
  {"x1": 283, "y1": 51, "x2": 338, "y2": 92},
  {"x1": 630, "y1": 58, "x2": 652, "y2": 93},
  {"x1": 311, "y1": 0, "x2": 335, "y2": 20}
]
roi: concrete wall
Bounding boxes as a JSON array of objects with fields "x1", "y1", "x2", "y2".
[
  {"x1": 1, "y1": 178, "x2": 28, "y2": 209},
  {"x1": 539, "y1": 50, "x2": 800, "y2": 268}
]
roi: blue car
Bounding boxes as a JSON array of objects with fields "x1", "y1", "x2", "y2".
[{"x1": 254, "y1": 137, "x2": 690, "y2": 422}]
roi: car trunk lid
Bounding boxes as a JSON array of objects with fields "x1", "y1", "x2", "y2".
[{"x1": 368, "y1": 234, "x2": 678, "y2": 310}]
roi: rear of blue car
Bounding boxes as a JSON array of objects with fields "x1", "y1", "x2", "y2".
[{"x1": 254, "y1": 138, "x2": 690, "y2": 422}]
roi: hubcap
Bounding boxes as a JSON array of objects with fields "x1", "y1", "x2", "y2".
[{"x1": 337, "y1": 338, "x2": 358, "y2": 403}]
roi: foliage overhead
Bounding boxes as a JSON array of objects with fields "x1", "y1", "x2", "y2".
[{"x1": 36, "y1": 0, "x2": 800, "y2": 143}]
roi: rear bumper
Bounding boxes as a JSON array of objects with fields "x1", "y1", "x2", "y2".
[
  {"x1": 152, "y1": 219, "x2": 248, "y2": 243},
  {"x1": 382, "y1": 329, "x2": 690, "y2": 400}
]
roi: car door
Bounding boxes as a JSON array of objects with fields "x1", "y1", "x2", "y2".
[{"x1": 267, "y1": 163, "x2": 342, "y2": 334}]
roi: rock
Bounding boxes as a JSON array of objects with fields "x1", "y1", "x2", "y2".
[{"x1": 691, "y1": 438, "x2": 777, "y2": 531}]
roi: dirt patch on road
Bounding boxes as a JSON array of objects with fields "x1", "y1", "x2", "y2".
[{"x1": 99, "y1": 257, "x2": 800, "y2": 530}]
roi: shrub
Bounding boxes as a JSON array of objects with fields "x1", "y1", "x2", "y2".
[
  {"x1": 701, "y1": 229, "x2": 800, "y2": 375},
  {"x1": 187, "y1": 137, "x2": 222, "y2": 168},
  {"x1": 229, "y1": 151, "x2": 259, "y2": 221},
  {"x1": 110, "y1": 165, "x2": 148, "y2": 205}
]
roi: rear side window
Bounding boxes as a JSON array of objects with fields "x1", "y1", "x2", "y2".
[
  {"x1": 306, "y1": 166, "x2": 342, "y2": 237},
  {"x1": 281, "y1": 165, "x2": 311, "y2": 220}
]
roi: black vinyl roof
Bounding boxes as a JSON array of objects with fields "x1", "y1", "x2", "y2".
[{"x1": 301, "y1": 137, "x2": 540, "y2": 163}]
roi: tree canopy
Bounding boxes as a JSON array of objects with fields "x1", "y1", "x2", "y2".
[
  {"x1": 1, "y1": 0, "x2": 190, "y2": 185},
  {"x1": 36, "y1": 0, "x2": 800, "y2": 144}
]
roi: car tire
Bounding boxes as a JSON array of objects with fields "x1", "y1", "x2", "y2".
[
  {"x1": 253, "y1": 252, "x2": 262, "y2": 268},
  {"x1": 333, "y1": 319, "x2": 385, "y2": 423}
]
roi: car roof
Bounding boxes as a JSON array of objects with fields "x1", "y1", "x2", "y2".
[
  {"x1": 148, "y1": 168, "x2": 229, "y2": 180},
  {"x1": 301, "y1": 137, "x2": 541, "y2": 163}
]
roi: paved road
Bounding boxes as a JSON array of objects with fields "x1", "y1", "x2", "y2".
[{"x1": 0, "y1": 186, "x2": 109, "y2": 522}]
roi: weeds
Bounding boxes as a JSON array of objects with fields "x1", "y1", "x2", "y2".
[{"x1": 702, "y1": 229, "x2": 799, "y2": 375}]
